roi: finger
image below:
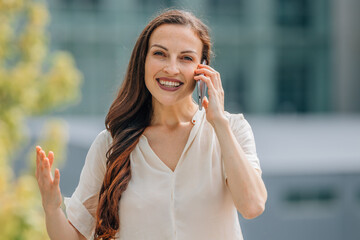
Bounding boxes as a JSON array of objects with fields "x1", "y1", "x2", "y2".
[
  {"x1": 42, "y1": 156, "x2": 51, "y2": 171},
  {"x1": 195, "y1": 68, "x2": 218, "y2": 89},
  {"x1": 194, "y1": 75, "x2": 215, "y2": 92},
  {"x1": 195, "y1": 68, "x2": 215, "y2": 76},
  {"x1": 195, "y1": 67, "x2": 222, "y2": 90},
  {"x1": 36, "y1": 146, "x2": 42, "y2": 178},
  {"x1": 40, "y1": 155, "x2": 52, "y2": 181},
  {"x1": 48, "y1": 151, "x2": 54, "y2": 168},
  {"x1": 198, "y1": 64, "x2": 220, "y2": 78},
  {"x1": 195, "y1": 68, "x2": 217, "y2": 79},
  {"x1": 198, "y1": 63, "x2": 216, "y2": 72},
  {"x1": 194, "y1": 75, "x2": 218, "y2": 102},
  {"x1": 202, "y1": 96, "x2": 209, "y2": 110},
  {"x1": 53, "y1": 168, "x2": 60, "y2": 186},
  {"x1": 40, "y1": 150, "x2": 47, "y2": 169}
]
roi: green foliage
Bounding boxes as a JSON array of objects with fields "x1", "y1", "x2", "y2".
[{"x1": 0, "y1": 0, "x2": 82, "y2": 239}]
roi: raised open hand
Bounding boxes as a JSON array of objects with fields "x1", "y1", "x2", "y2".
[{"x1": 35, "y1": 146, "x2": 62, "y2": 213}]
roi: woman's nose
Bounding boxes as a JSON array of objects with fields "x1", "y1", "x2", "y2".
[{"x1": 163, "y1": 59, "x2": 180, "y2": 75}]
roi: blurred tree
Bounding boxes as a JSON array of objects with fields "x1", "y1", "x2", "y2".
[{"x1": 0, "y1": 0, "x2": 82, "y2": 239}]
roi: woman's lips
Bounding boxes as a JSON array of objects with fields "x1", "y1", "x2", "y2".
[{"x1": 156, "y1": 78, "x2": 183, "y2": 92}]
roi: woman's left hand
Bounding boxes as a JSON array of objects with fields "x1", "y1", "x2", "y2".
[{"x1": 194, "y1": 64, "x2": 227, "y2": 127}]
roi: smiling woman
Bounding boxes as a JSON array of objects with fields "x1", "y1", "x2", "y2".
[{"x1": 35, "y1": 9, "x2": 267, "y2": 240}]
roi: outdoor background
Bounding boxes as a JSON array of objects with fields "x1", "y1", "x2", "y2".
[{"x1": 3, "y1": 0, "x2": 360, "y2": 239}]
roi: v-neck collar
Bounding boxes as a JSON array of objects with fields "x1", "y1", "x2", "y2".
[{"x1": 139, "y1": 108, "x2": 205, "y2": 174}]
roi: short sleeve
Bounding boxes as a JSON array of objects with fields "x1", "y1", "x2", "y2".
[
  {"x1": 224, "y1": 112, "x2": 261, "y2": 177},
  {"x1": 64, "y1": 130, "x2": 111, "y2": 239}
]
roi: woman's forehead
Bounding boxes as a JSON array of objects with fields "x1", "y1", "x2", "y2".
[{"x1": 149, "y1": 24, "x2": 202, "y2": 53}]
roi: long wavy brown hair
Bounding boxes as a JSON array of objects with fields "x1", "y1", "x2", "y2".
[{"x1": 94, "y1": 9, "x2": 212, "y2": 239}]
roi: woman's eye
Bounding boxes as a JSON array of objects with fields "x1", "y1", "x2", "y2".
[
  {"x1": 154, "y1": 51, "x2": 165, "y2": 56},
  {"x1": 183, "y1": 56, "x2": 193, "y2": 61}
]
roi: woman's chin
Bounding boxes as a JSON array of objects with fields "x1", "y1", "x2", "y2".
[
  {"x1": 152, "y1": 96, "x2": 189, "y2": 108},
  {"x1": 154, "y1": 99, "x2": 178, "y2": 107}
]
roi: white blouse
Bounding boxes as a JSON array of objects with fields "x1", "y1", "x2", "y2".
[{"x1": 64, "y1": 109, "x2": 261, "y2": 240}]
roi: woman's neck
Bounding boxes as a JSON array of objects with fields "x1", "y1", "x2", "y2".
[{"x1": 151, "y1": 98, "x2": 198, "y2": 128}]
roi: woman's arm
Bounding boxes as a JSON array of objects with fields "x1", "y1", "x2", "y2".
[
  {"x1": 212, "y1": 118, "x2": 267, "y2": 219},
  {"x1": 194, "y1": 64, "x2": 267, "y2": 219},
  {"x1": 36, "y1": 146, "x2": 86, "y2": 240},
  {"x1": 44, "y1": 208, "x2": 86, "y2": 240}
]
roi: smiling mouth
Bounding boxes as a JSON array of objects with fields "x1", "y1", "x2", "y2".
[{"x1": 156, "y1": 78, "x2": 183, "y2": 88}]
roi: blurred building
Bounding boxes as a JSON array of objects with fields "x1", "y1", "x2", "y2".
[
  {"x1": 47, "y1": 0, "x2": 359, "y2": 116},
  {"x1": 23, "y1": 0, "x2": 359, "y2": 240}
]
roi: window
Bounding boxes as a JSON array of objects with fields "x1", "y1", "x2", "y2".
[
  {"x1": 136, "y1": 0, "x2": 175, "y2": 11},
  {"x1": 224, "y1": 70, "x2": 247, "y2": 112},
  {"x1": 276, "y1": 0, "x2": 311, "y2": 28},
  {"x1": 275, "y1": 49, "x2": 311, "y2": 113},
  {"x1": 58, "y1": 0, "x2": 101, "y2": 9},
  {"x1": 207, "y1": 0, "x2": 246, "y2": 22}
]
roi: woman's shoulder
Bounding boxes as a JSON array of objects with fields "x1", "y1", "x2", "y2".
[
  {"x1": 92, "y1": 129, "x2": 112, "y2": 148},
  {"x1": 223, "y1": 111, "x2": 254, "y2": 133},
  {"x1": 224, "y1": 111, "x2": 245, "y2": 125},
  {"x1": 85, "y1": 130, "x2": 112, "y2": 167}
]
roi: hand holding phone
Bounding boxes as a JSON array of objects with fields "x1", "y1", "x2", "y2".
[{"x1": 196, "y1": 60, "x2": 207, "y2": 110}]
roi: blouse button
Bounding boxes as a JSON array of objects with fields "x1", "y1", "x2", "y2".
[{"x1": 192, "y1": 119, "x2": 196, "y2": 124}]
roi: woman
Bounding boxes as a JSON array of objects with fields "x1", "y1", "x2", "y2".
[{"x1": 36, "y1": 9, "x2": 267, "y2": 240}]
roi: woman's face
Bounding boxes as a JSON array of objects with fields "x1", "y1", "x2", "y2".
[{"x1": 144, "y1": 24, "x2": 203, "y2": 108}]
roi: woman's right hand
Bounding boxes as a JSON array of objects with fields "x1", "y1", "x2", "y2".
[{"x1": 36, "y1": 146, "x2": 62, "y2": 214}]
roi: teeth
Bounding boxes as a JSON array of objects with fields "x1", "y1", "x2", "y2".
[{"x1": 159, "y1": 80, "x2": 180, "y2": 87}]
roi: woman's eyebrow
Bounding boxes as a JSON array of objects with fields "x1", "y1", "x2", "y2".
[
  {"x1": 150, "y1": 44, "x2": 197, "y2": 54},
  {"x1": 150, "y1": 44, "x2": 168, "y2": 51},
  {"x1": 180, "y1": 50, "x2": 197, "y2": 54}
]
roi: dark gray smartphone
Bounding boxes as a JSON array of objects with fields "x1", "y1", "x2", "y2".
[{"x1": 197, "y1": 60, "x2": 207, "y2": 110}]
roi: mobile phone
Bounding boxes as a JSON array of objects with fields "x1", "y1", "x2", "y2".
[{"x1": 197, "y1": 60, "x2": 207, "y2": 110}]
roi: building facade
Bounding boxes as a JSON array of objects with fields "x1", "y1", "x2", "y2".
[{"x1": 48, "y1": 0, "x2": 359, "y2": 115}]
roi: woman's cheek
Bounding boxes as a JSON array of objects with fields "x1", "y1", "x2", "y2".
[{"x1": 152, "y1": 58, "x2": 166, "y2": 69}]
